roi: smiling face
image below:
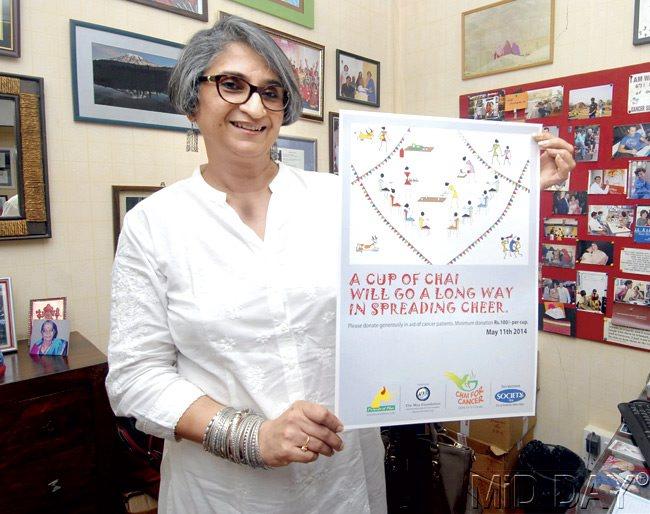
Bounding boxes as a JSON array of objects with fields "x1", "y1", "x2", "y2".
[
  {"x1": 192, "y1": 43, "x2": 284, "y2": 162},
  {"x1": 41, "y1": 322, "x2": 54, "y2": 345}
]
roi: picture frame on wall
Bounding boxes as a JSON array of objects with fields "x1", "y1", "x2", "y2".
[
  {"x1": 275, "y1": 135, "x2": 317, "y2": 171},
  {"x1": 0, "y1": 0, "x2": 20, "y2": 58},
  {"x1": 0, "y1": 277, "x2": 17, "y2": 354},
  {"x1": 126, "y1": 0, "x2": 208, "y2": 21},
  {"x1": 112, "y1": 185, "x2": 163, "y2": 250},
  {"x1": 229, "y1": 0, "x2": 314, "y2": 28},
  {"x1": 70, "y1": 20, "x2": 192, "y2": 132},
  {"x1": 634, "y1": 0, "x2": 650, "y2": 45},
  {"x1": 328, "y1": 111, "x2": 339, "y2": 175},
  {"x1": 461, "y1": 0, "x2": 555, "y2": 80},
  {"x1": 336, "y1": 50, "x2": 380, "y2": 107},
  {"x1": 28, "y1": 297, "x2": 67, "y2": 337}
]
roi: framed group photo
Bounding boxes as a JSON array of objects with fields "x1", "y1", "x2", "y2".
[
  {"x1": 70, "y1": 20, "x2": 191, "y2": 131},
  {"x1": 462, "y1": 0, "x2": 555, "y2": 80},
  {"x1": 336, "y1": 50, "x2": 380, "y2": 107},
  {"x1": 229, "y1": 0, "x2": 314, "y2": 28},
  {"x1": 127, "y1": 0, "x2": 208, "y2": 21},
  {"x1": 0, "y1": 277, "x2": 16, "y2": 353},
  {"x1": 112, "y1": 185, "x2": 163, "y2": 250},
  {"x1": 0, "y1": 0, "x2": 20, "y2": 57},
  {"x1": 275, "y1": 135, "x2": 317, "y2": 171}
]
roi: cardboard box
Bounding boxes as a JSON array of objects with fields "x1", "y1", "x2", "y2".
[{"x1": 442, "y1": 415, "x2": 536, "y2": 452}]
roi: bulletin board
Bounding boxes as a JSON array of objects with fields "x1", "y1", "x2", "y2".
[{"x1": 460, "y1": 63, "x2": 650, "y2": 351}]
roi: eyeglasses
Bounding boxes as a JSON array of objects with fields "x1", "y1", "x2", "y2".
[{"x1": 197, "y1": 74, "x2": 287, "y2": 111}]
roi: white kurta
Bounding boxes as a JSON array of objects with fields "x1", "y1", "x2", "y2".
[{"x1": 106, "y1": 164, "x2": 387, "y2": 514}]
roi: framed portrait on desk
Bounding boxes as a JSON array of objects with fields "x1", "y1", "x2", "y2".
[{"x1": 0, "y1": 277, "x2": 17, "y2": 353}]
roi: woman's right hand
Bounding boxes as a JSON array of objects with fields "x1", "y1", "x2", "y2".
[{"x1": 258, "y1": 401, "x2": 345, "y2": 467}]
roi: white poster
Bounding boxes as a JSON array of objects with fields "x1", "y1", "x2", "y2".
[
  {"x1": 628, "y1": 72, "x2": 650, "y2": 114},
  {"x1": 336, "y1": 111, "x2": 540, "y2": 428}
]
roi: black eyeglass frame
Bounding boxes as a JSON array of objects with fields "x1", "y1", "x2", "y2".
[{"x1": 197, "y1": 74, "x2": 288, "y2": 111}]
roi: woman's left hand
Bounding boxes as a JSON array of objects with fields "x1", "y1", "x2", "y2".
[{"x1": 534, "y1": 133, "x2": 576, "y2": 190}]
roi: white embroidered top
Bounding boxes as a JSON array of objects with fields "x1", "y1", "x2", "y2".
[{"x1": 106, "y1": 164, "x2": 386, "y2": 514}]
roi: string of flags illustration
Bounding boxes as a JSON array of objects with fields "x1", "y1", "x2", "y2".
[{"x1": 347, "y1": 123, "x2": 531, "y2": 265}]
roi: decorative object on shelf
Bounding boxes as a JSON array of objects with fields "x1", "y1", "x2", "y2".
[
  {"x1": 0, "y1": 277, "x2": 16, "y2": 353},
  {"x1": 0, "y1": 0, "x2": 20, "y2": 57},
  {"x1": 0, "y1": 73, "x2": 50, "y2": 241},
  {"x1": 220, "y1": 12, "x2": 324, "y2": 121},
  {"x1": 328, "y1": 111, "x2": 339, "y2": 174},
  {"x1": 70, "y1": 20, "x2": 191, "y2": 132},
  {"x1": 28, "y1": 297, "x2": 67, "y2": 337},
  {"x1": 29, "y1": 319, "x2": 70, "y2": 356},
  {"x1": 634, "y1": 0, "x2": 650, "y2": 45},
  {"x1": 275, "y1": 135, "x2": 317, "y2": 171},
  {"x1": 336, "y1": 49, "x2": 380, "y2": 108},
  {"x1": 462, "y1": 0, "x2": 555, "y2": 80},
  {"x1": 228, "y1": 0, "x2": 314, "y2": 28},
  {"x1": 127, "y1": 0, "x2": 208, "y2": 21},
  {"x1": 112, "y1": 185, "x2": 164, "y2": 250}
]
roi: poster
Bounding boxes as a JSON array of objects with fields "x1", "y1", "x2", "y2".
[
  {"x1": 336, "y1": 111, "x2": 540, "y2": 428},
  {"x1": 628, "y1": 72, "x2": 650, "y2": 114},
  {"x1": 620, "y1": 247, "x2": 650, "y2": 275}
]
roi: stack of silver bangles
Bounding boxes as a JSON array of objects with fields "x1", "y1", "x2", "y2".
[{"x1": 202, "y1": 407, "x2": 269, "y2": 469}]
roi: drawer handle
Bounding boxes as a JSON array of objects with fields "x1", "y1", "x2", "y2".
[{"x1": 48, "y1": 479, "x2": 62, "y2": 494}]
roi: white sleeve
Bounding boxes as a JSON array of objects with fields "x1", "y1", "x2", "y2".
[{"x1": 106, "y1": 208, "x2": 205, "y2": 440}]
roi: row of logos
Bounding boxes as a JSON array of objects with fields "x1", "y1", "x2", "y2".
[{"x1": 367, "y1": 371, "x2": 527, "y2": 413}]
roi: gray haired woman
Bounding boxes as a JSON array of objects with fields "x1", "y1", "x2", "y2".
[{"x1": 106, "y1": 15, "x2": 387, "y2": 514}]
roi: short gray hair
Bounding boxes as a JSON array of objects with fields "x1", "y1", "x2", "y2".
[{"x1": 168, "y1": 15, "x2": 302, "y2": 125}]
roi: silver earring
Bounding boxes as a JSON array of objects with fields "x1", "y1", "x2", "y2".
[{"x1": 186, "y1": 122, "x2": 199, "y2": 152}]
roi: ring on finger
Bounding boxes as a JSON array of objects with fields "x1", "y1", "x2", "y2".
[{"x1": 299, "y1": 435, "x2": 310, "y2": 452}]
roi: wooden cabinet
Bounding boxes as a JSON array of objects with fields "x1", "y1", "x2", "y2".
[{"x1": 0, "y1": 332, "x2": 123, "y2": 513}]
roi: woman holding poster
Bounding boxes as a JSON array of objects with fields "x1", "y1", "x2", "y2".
[{"x1": 106, "y1": 15, "x2": 575, "y2": 514}]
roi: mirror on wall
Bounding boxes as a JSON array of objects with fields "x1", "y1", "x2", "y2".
[{"x1": 0, "y1": 73, "x2": 50, "y2": 240}]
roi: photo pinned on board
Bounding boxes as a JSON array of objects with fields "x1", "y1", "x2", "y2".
[
  {"x1": 568, "y1": 84, "x2": 613, "y2": 120},
  {"x1": 627, "y1": 160, "x2": 650, "y2": 199},
  {"x1": 587, "y1": 204, "x2": 634, "y2": 237},
  {"x1": 576, "y1": 240, "x2": 614, "y2": 266},
  {"x1": 539, "y1": 302, "x2": 576, "y2": 336},
  {"x1": 552, "y1": 191, "x2": 587, "y2": 215},
  {"x1": 569, "y1": 124, "x2": 600, "y2": 162},
  {"x1": 634, "y1": 205, "x2": 650, "y2": 243},
  {"x1": 467, "y1": 89, "x2": 505, "y2": 120},
  {"x1": 613, "y1": 278, "x2": 650, "y2": 306},
  {"x1": 524, "y1": 86, "x2": 563, "y2": 119},
  {"x1": 587, "y1": 169, "x2": 628, "y2": 195},
  {"x1": 576, "y1": 270, "x2": 608, "y2": 314},
  {"x1": 612, "y1": 123, "x2": 650, "y2": 158},
  {"x1": 543, "y1": 217, "x2": 578, "y2": 241},
  {"x1": 541, "y1": 242, "x2": 576, "y2": 269},
  {"x1": 540, "y1": 278, "x2": 576, "y2": 304}
]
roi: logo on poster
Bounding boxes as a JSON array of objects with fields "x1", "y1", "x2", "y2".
[
  {"x1": 495, "y1": 388, "x2": 526, "y2": 403},
  {"x1": 416, "y1": 386, "x2": 430, "y2": 401},
  {"x1": 445, "y1": 371, "x2": 485, "y2": 406},
  {"x1": 367, "y1": 386, "x2": 396, "y2": 413}
]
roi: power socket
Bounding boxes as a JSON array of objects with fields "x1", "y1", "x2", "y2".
[{"x1": 582, "y1": 425, "x2": 614, "y2": 470}]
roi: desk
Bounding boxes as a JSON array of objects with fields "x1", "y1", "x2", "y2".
[{"x1": 0, "y1": 332, "x2": 123, "y2": 513}]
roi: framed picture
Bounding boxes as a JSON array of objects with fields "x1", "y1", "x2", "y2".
[
  {"x1": 112, "y1": 185, "x2": 163, "y2": 250},
  {"x1": 0, "y1": 148, "x2": 13, "y2": 187},
  {"x1": 70, "y1": 20, "x2": 191, "y2": 132},
  {"x1": 462, "y1": 0, "x2": 555, "y2": 80},
  {"x1": 229, "y1": 0, "x2": 314, "y2": 28},
  {"x1": 0, "y1": 0, "x2": 19, "y2": 57},
  {"x1": 634, "y1": 0, "x2": 650, "y2": 45},
  {"x1": 127, "y1": 0, "x2": 208, "y2": 21},
  {"x1": 28, "y1": 297, "x2": 67, "y2": 337},
  {"x1": 0, "y1": 277, "x2": 17, "y2": 353},
  {"x1": 30, "y1": 319, "x2": 70, "y2": 356},
  {"x1": 336, "y1": 49, "x2": 380, "y2": 107},
  {"x1": 329, "y1": 111, "x2": 339, "y2": 175},
  {"x1": 275, "y1": 135, "x2": 317, "y2": 171}
]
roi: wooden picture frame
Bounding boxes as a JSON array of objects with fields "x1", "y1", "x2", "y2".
[
  {"x1": 0, "y1": 277, "x2": 17, "y2": 353},
  {"x1": 70, "y1": 20, "x2": 191, "y2": 132},
  {"x1": 275, "y1": 135, "x2": 317, "y2": 171},
  {"x1": 126, "y1": 0, "x2": 208, "y2": 21},
  {"x1": 229, "y1": 0, "x2": 314, "y2": 28},
  {"x1": 28, "y1": 297, "x2": 67, "y2": 337},
  {"x1": 462, "y1": 0, "x2": 555, "y2": 80},
  {"x1": 328, "y1": 111, "x2": 339, "y2": 175},
  {"x1": 220, "y1": 12, "x2": 324, "y2": 122},
  {"x1": 0, "y1": 0, "x2": 20, "y2": 58},
  {"x1": 112, "y1": 185, "x2": 163, "y2": 250},
  {"x1": 336, "y1": 49, "x2": 380, "y2": 107},
  {"x1": 634, "y1": 0, "x2": 650, "y2": 45}
]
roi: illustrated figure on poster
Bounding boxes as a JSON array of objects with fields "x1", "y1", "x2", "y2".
[
  {"x1": 389, "y1": 188, "x2": 400, "y2": 207},
  {"x1": 444, "y1": 182, "x2": 459, "y2": 209},
  {"x1": 490, "y1": 139, "x2": 502, "y2": 164},
  {"x1": 457, "y1": 167, "x2": 467, "y2": 178},
  {"x1": 357, "y1": 128, "x2": 374, "y2": 141},
  {"x1": 477, "y1": 190, "x2": 489, "y2": 210},
  {"x1": 501, "y1": 237, "x2": 510, "y2": 259},
  {"x1": 462, "y1": 156, "x2": 475, "y2": 181},
  {"x1": 418, "y1": 211, "x2": 430, "y2": 232},
  {"x1": 461, "y1": 201, "x2": 473, "y2": 224},
  {"x1": 487, "y1": 174, "x2": 499, "y2": 198},
  {"x1": 356, "y1": 235, "x2": 378, "y2": 253},
  {"x1": 403, "y1": 203, "x2": 415, "y2": 224},
  {"x1": 378, "y1": 126, "x2": 388, "y2": 152},
  {"x1": 503, "y1": 145, "x2": 511, "y2": 166},
  {"x1": 510, "y1": 236, "x2": 522, "y2": 256},
  {"x1": 447, "y1": 212, "x2": 460, "y2": 234}
]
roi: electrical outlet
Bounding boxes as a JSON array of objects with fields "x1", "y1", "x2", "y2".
[{"x1": 582, "y1": 425, "x2": 614, "y2": 470}]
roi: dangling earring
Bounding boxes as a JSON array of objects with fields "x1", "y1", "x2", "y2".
[
  {"x1": 270, "y1": 142, "x2": 279, "y2": 161},
  {"x1": 186, "y1": 121, "x2": 199, "y2": 152}
]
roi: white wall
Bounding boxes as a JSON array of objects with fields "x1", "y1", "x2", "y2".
[{"x1": 395, "y1": 0, "x2": 650, "y2": 454}]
